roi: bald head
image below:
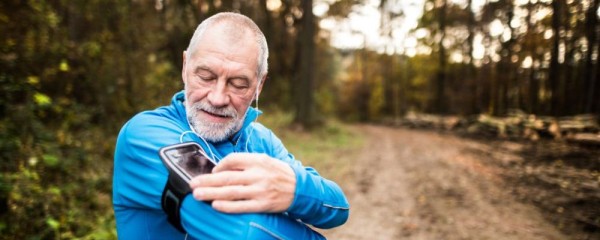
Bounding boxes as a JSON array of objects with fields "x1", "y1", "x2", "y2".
[{"x1": 186, "y1": 12, "x2": 269, "y2": 80}]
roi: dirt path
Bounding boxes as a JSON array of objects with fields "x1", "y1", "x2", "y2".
[{"x1": 319, "y1": 125, "x2": 568, "y2": 240}]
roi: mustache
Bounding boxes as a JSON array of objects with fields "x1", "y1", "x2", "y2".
[{"x1": 191, "y1": 101, "x2": 237, "y2": 118}]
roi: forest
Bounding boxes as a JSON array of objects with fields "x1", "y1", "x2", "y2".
[{"x1": 0, "y1": 0, "x2": 598, "y2": 239}]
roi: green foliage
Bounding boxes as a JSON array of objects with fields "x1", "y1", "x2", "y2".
[
  {"x1": 0, "y1": 0, "x2": 175, "y2": 238},
  {"x1": 368, "y1": 75, "x2": 385, "y2": 120},
  {"x1": 0, "y1": 109, "x2": 117, "y2": 239},
  {"x1": 314, "y1": 38, "x2": 343, "y2": 119}
]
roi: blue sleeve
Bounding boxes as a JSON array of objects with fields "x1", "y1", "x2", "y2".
[
  {"x1": 180, "y1": 196, "x2": 324, "y2": 239},
  {"x1": 267, "y1": 131, "x2": 350, "y2": 229},
  {"x1": 113, "y1": 112, "x2": 324, "y2": 239}
]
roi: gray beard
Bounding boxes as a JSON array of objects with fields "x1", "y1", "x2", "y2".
[{"x1": 185, "y1": 100, "x2": 245, "y2": 142}]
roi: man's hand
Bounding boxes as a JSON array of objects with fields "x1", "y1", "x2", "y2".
[{"x1": 189, "y1": 153, "x2": 296, "y2": 213}]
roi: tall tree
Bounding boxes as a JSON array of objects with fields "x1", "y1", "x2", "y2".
[
  {"x1": 584, "y1": 0, "x2": 599, "y2": 113},
  {"x1": 378, "y1": 0, "x2": 405, "y2": 119},
  {"x1": 435, "y1": 0, "x2": 448, "y2": 114},
  {"x1": 493, "y1": 0, "x2": 516, "y2": 115},
  {"x1": 523, "y1": 0, "x2": 540, "y2": 113},
  {"x1": 549, "y1": 0, "x2": 563, "y2": 116},
  {"x1": 294, "y1": 0, "x2": 316, "y2": 127},
  {"x1": 466, "y1": 0, "x2": 478, "y2": 113}
]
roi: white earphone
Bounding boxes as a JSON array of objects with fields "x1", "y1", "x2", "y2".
[{"x1": 254, "y1": 78, "x2": 262, "y2": 111}]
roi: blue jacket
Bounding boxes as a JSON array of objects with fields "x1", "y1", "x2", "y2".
[{"x1": 113, "y1": 91, "x2": 349, "y2": 239}]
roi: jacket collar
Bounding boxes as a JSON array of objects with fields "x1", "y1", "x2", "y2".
[{"x1": 172, "y1": 90, "x2": 262, "y2": 144}]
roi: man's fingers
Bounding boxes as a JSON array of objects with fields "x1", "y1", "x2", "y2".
[
  {"x1": 189, "y1": 171, "x2": 253, "y2": 188},
  {"x1": 212, "y1": 153, "x2": 261, "y2": 172},
  {"x1": 192, "y1": 185, "x2": 259, "y2": 201},
  {"x1": 211, "y1": 199, "x2": 266, "y2": 213},
  {"x1": 188, "y1": 153, "x2": 296, "y2": 213}
]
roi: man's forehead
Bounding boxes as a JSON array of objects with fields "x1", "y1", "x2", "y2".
[
  {"x1": 190, "y1": 51, "x2": 257, "y2": 78},
  {"x1": 202, "y1": 23, "x2": 256, "y2": 48},
  {"x1": 189, "y1": 28, "x2": 258, "y2": 73}
]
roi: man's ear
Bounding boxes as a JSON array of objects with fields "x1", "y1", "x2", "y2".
[{"x1": 181, "y1": 51, "x2": 187, "y2": 85}]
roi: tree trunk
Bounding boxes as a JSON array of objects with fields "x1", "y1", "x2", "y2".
[
  {"x1": 503, "y1": 0, "x2": 516, "y2": 113},
  {"x1": 294, "y1": 0, "x2": 316, "y2": 128},
  {"x1": 259, "y1": 0, "x2": 274, "y2": 71},
  {"x1": 435, "y1": 0, "x2": 447, "y2": 114},
  {"x1": 584, "y1": 0, "x2": 599, "y2": 114},
  {"x1": 562, "y1": 2, "x2": 576, "y2": 115},
  {"x1": 525, "y1": 0, "x2": 537, "y2": 114},
  {"x1": 482, "y1": 0, "x2": 494, "y2": 114},
  {"x1": 467, "y1": 0, "x2": 477, "y2": 114},
  {"x1": 549, "y1": 0, "x2": 563, "y2": 116},
  {"x1": 490, "y1": 0, "x2": 516, "y2": 116}
]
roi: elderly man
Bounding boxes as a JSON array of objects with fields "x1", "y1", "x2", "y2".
[{"x1": 112, "y1": 12, "x2": 349, "y2": 239}]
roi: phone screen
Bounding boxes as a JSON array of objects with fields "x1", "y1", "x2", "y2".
[{"x1": 161, "y1": 143, "x2": 215, "y2": 181}]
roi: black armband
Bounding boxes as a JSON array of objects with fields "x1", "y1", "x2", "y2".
[
  {"x1": 161, "y1": 170, "x2": 191, "y2": 233},
  {"x1": 159, "y1": 142, "x2": 216, "y2": 234}
]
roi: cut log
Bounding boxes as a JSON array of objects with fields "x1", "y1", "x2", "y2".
[
  {"x1": 397, "y1": 111, "x2": 600, "y2": 142},
  {"x1": 566, "y1": 133, "x2": 600, "y2": 146}
]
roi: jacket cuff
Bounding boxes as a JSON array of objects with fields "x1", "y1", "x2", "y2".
[{"x1": 286, "y1": 164, "x2": 350, "y2": 228}]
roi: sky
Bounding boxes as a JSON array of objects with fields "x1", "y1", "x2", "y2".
[
  {"x1": 316, "y1": 0, "x2": 426, "y2": 54},
  {"x1": 314, "y1": 0, "x2": 491, "y2": 57},
  {"x1": 313, "y1": 0, "x2": 599, "y2": 66}
]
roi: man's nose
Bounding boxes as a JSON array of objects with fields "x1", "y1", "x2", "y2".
[{"x1": 207, "y1": 80, "x2": 230, "y2": 107}]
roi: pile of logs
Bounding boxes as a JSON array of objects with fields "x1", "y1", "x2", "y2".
[{"x1": 388, "y1": 110, "x2": 600, "y2": 145}]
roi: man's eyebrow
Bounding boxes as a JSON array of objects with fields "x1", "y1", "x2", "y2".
[
  {"x1": 229, "y1": 75, "x2": 250, "y2": 81},
  {"x1": 194, "y1": 65, "x2": 214, "y2": 74},
  {"x1": 193, "y1": 65, "x2": 252, "y2": 80}
]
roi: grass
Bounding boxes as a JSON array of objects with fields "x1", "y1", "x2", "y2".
[{"x1": 258, "y1": 110, "x2": 363, "y2": 182}]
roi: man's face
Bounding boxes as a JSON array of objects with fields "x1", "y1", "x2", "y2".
[{"x1": 182, "y1": 25, "x2": 262, "y2": 142}]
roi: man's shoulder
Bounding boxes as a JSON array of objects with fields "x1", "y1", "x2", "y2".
[
  {"x1": 248, "y1": 122, "x2": 276, "y2": 139},
  {"x1": 249, "y1": 121, "x2": 270, "y2": 132},
  {"x1": 246, "y1": 121, "x2": 288, "y2": 153},
  {"x1": 114, "y1": 106, "x2": 186, "y2": 165},
  {"x1": 119, "y1": 106, "x2": 186, "y2": 140}
]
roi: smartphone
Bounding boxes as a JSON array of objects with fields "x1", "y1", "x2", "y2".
[{"x1": 159, "y1": 142, "x2": 216, "y2": 184}]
